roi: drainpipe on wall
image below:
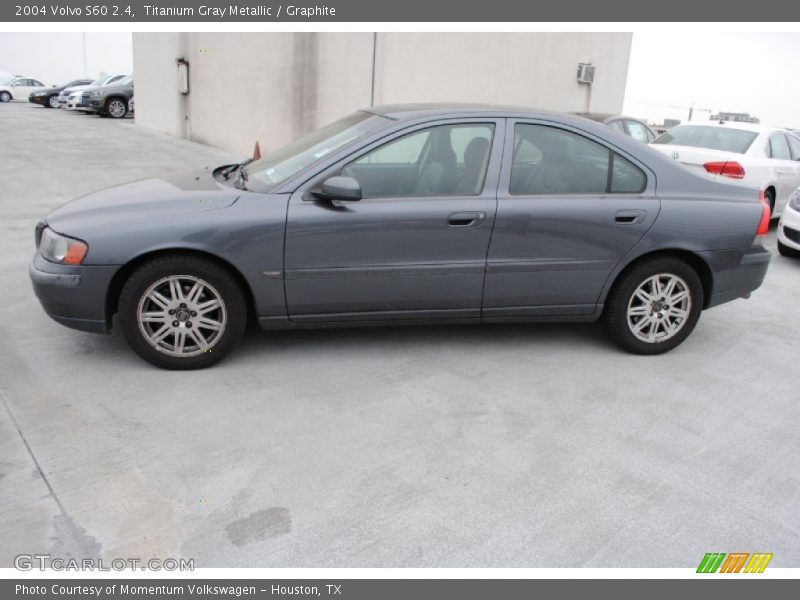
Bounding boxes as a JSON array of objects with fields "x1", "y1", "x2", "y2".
[{"x1": 178, "y1": 33, "x2": 190, "y2": 140}]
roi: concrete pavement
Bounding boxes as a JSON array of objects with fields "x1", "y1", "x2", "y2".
[{"x1": 1, "y1": 102, "x2": 798, "y2": 568}]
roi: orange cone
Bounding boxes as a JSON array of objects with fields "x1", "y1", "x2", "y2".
[{"x1": 252, "y1": 141, "x2": 261, "y2": 161}]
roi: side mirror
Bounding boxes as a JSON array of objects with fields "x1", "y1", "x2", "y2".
[{"x1": 315, "y1": 176, "x2": 362, "y2": 202}]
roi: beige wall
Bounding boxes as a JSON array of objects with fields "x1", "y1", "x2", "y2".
[{"x1": 134, "y1": 32, "x2": 632, "y2": 157}]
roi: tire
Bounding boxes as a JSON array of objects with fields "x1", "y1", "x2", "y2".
[
  {"x1": 106, "y1": 97, "x2": 128, "y2": 119},
  {"x1": 47, "y1": 95, "x2": 59, "y2": 108},
  {"x1": 778, "y1": 240, "x2": 800, "y2": 258},
  {"x1": 764, "y1": 189, "x2": 775, "y2": 216},
  {"x1": 603, "y1": 256, "x2": 704, "y2": 355},
  {"x1": 118, "y1": 255, "x2": 248, "y2": 369},
  {"x1": 0, "y1": 91, "x2": 11, "y2": 103}
]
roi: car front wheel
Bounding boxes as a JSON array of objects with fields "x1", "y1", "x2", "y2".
[
  {"x1": 603, "y1": 256, "x2": 703, "y2": 355},
  {"x1": 47, "y1": 95, "x2": 59, "y2": 108},
  {"x1": 106, "y1": 98, "x2": 128, "y2": 118},
  {"x1": 118, "y1": 255, "x2": 248, "y2": 369},
  {"x1": 0, "y1": 91, "x2": 11, "y2": 102}
]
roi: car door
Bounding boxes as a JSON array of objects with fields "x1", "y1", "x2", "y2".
[
  {"x1": 284, "y1": 119, "x2": 504, "y2": 321},
  {"x1": 8, "y1": 78, "x2": 28, "y2": 99},
  {"x1": 483, "y1": 119, "x2": 659, "y2": 317},
  {"x1": 783, "y1": 133, "x2": 800, "y2": 213},
  {"x1": 766, "y1": 133, "x2": 796, "y2": 209}
]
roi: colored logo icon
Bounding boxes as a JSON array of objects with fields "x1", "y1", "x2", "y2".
[{"x1": 697, "y1": 552, "x2": 773, "y2": 573}]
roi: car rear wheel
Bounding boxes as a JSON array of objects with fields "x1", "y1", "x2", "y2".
[
  {"x1": 106, "y1": 98, "x2": 128, "y2": 118},
  {"x1": 119, "y1": 255, "x2": 248, "y2": 369},
  {"x1": 47, "y1": 95, "x2": 59, "y2": 108},
  {"x1": 603, "y1": 256, "x2": 703, "y2": 355},
  {"x1": 764, "y1": 189, "x2": 775, "y2": 216},
  {"x1": 778, "y1": 240, "x2": 800, "y2": 258},
  {"x1": 0, "y1": 92, "x2": 11, "y2": 102}
]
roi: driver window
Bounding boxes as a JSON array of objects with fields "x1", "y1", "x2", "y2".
[{"x1": 343, "y1": 123, "x2": 495, "y2": 198}]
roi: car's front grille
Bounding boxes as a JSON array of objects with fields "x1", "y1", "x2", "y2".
[{"x1": 784, "y1": 225, "x2": 800, "y2": 244}]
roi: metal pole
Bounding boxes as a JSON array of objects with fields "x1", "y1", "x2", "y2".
[
  {"x1": 370, "y1": 32, "x2": 377, "y2": 107},
  {"x1": 82, "y1": 32, "x2": 87, "y2": 77}
]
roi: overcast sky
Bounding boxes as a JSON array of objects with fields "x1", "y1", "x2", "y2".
[
  {"x1": 0, "y1": 32, "x2": 132, "y2": 84},
  {"x1": 623, "y1": 31, "x2": 800, "y2": 128}
]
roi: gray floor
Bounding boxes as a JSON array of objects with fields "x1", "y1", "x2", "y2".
[{"x1": 1, "y1": 101, "x2": 798, "y2": 568}]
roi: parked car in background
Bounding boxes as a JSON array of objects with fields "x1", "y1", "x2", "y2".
[
  {"x1": 28, "y1": 78, "x2": 93, "y2": 108},
  {"x1": 129, "y1": 96, "x2": 135, "y2": 115},
  {"x1": 651, "y1": 122, "x2": 800, "y2": 217},
  {"x1": 777, "y1": 187, "x2": 800, "y2": 257},
  {"x1": 84, "y1": 74, "x2": 134, "y2": 118},
  {"x1": 575, "y1": 113, "x2": 658, "y2": 143},
  {"x1": 57, "y1": 73, "x2": 126, "y2": 108},
  {"x1": 0, "y1": 77, "x2": 50, "y2": 102},
  {"x1": 29, "y1": 104, "x2": 771, "y2": 369}
]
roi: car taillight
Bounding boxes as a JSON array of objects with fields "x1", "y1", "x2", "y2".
[
  {"x1": 754, "y1": 190, "x2": 771, "y2": 243},
  {"x1": 703, "y1": 161, "x2": 746, "y2": 179}
]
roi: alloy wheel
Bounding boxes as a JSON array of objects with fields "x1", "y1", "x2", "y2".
[
  {"x1": 626, "y1": 273, "x2": 692, "y2": 343},
  {"x1": 48, "y1": 95, "x2": 59, "y2": 108},
  {"x1": 108, "y1": 99, "x2": 127, "y2": 118},
  {"x1": 137, "y1": 275, "x2": 227, "y2": 357}
]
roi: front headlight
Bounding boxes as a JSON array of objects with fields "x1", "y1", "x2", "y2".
[
  {"x1": 789, "y1": 190, "x2": 800, "y2": 212},
  {"x1": 39, "y1": 228, "x2": 88, "y2": 265}
]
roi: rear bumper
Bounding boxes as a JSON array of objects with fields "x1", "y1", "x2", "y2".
[
  {"x1": 699, "y1": 246, "x2": 771, "y2": 308},
  {"x1": 29, "y1": 253, "x2": 118, "y2": 333}
]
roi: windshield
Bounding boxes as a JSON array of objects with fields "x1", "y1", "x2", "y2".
[
  {"x1": 117, "y1": 75, "x2": 133, "y2": 85},
  {"x1": 244, "y1": 111, "x2": 389, "y2": 192},
  {"x1": 652, "y1": 125, "x2": 758, "y2": 154}
]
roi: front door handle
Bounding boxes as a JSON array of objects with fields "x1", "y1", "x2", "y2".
[
  {"x1": 448, "y1": 211, "x2": 485, "y2": 227},
  {"x1": 614, "y1": 209, "x2": 646, "y2": 224}
]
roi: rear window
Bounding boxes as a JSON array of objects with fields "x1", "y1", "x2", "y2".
[{"x1": 652, "y1": 125, "x2": 757, "y2": 154}]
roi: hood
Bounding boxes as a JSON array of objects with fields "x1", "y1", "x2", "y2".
[
  {"x1": 62, "y1": 84, "x2": 92, "y2": 94},
  {"x1": 45, "y1": 169, "x2": 241, "y2": 235}
]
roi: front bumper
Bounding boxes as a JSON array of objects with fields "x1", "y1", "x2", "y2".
[
  {"x1": 777, "y1": 206, "x2": 800, "y2": 251},
  {"x1": 699, "y1": 246, "x2": 771, "y2": 309},
  {"x1": 29, "y1": 253, "x2": 118, "y2": 333}
]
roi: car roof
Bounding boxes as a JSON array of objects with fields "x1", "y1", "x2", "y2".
[{"x1": 364, "y1": 102, "x2": 569, "y2": 121}]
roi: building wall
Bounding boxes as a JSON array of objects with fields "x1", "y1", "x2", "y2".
[{"x1": 133, "y1": 32, "x2": 632, "y2": 157}]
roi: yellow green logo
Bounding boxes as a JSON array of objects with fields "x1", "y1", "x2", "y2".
[{"x1": 697, "y1": 552, "x2": 773, "y2": 573}]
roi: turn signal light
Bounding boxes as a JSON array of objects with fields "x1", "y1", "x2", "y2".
[
  {"x1": 703, "y1": 161, "x2": 746, "y2": 179},
  {"x1": 64, "y1": 241, "x2": 88, "y2": 265}
]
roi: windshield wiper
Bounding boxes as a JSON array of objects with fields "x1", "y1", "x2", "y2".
[
  {"x1": 218, "y1": 159, "x2": 252, "y2": 190},
  {"x1": 233, "y1": 158, "x2": 253, "y2": 190}
]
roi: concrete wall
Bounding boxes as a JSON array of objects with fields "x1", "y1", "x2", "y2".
[{"x1": 133, "y1": 32, "x2": 632, "y2": 157}]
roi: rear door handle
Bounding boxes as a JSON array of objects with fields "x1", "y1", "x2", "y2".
[
  {"x1": 448, "y1": 211, "x2": 485, "y2": 227},
  {"x1": 614, "y1": 209, "x2": 646, "y2": 224}
]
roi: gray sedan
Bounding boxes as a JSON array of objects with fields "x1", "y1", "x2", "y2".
[{"x1": 30, "y1": 104, "x2": 772, "y2": 369}]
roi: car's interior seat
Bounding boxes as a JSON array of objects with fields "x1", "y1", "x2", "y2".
[
  {"x1": 413, "y1": 130, "x2": 457, "y2": 195},
  {"x1": 455, "y1": 137, "x2": 491, "y2": 195},
  {"x1": 522, "y1": 134, "x2": 575, "y2": 194}
]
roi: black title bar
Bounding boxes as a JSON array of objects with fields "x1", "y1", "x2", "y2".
[{"x1": 4, "y1": 0, "x2": 800, "y2": 22}]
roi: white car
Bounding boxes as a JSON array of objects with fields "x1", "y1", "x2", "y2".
[
  {"x1": 56, "y1": 73, "x2": 127, "y2": 108},
  {"x1": 651, "y1": 122, "x2": 800, "y2": 218},
  {"x1": 65, "y1": 91, "x2": 85, "y2": 111},
  {"x1": 0, "y1": 76, "x2": 49, "y2": 102},
  {"x1": 777, "y1": 188, "x2": 800, "y2": 257}
]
